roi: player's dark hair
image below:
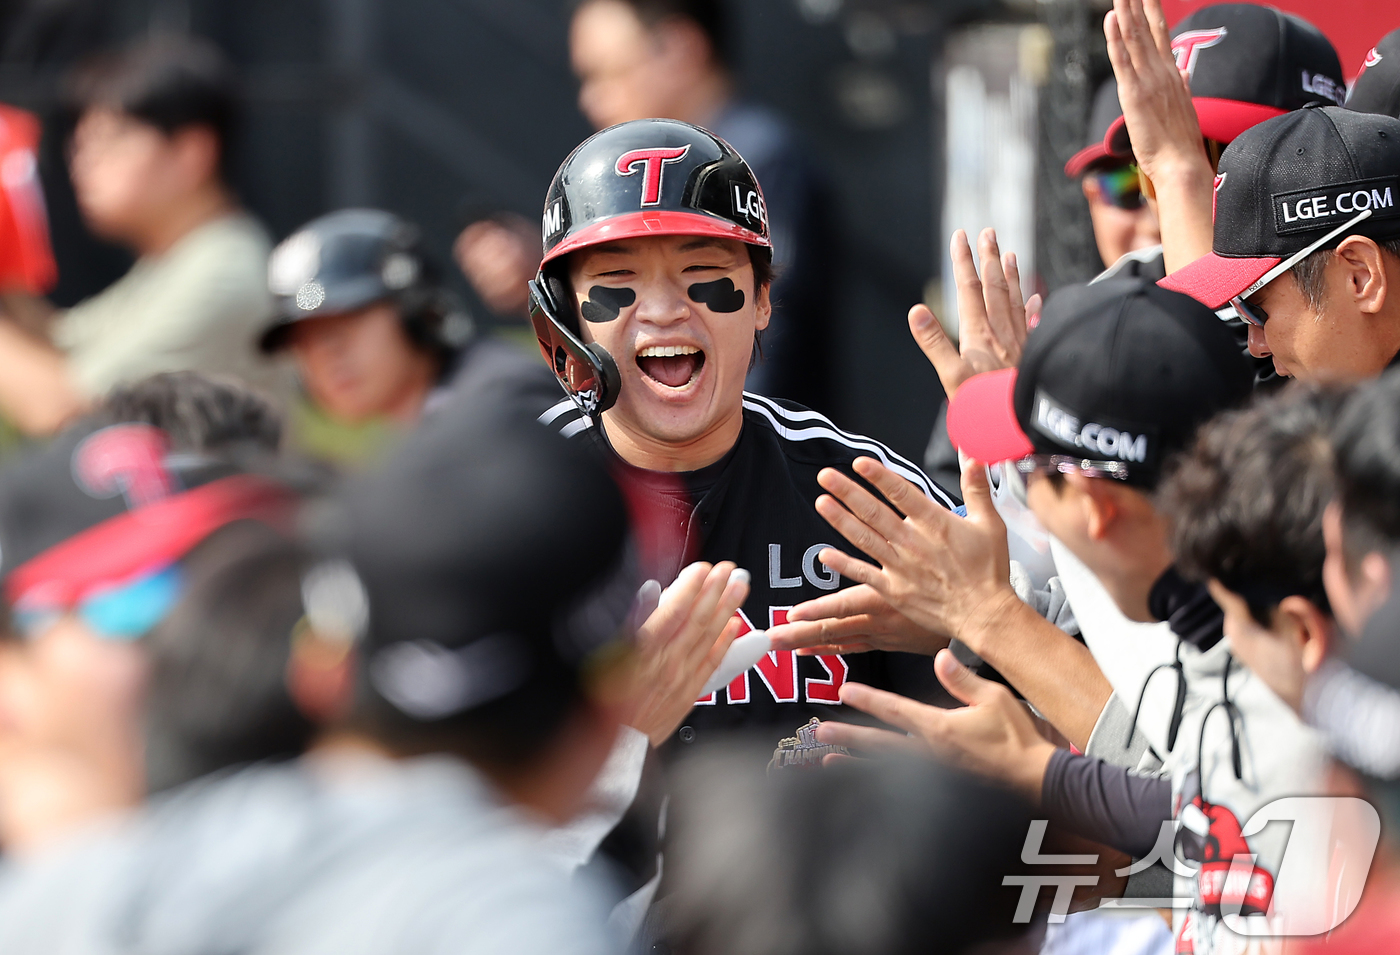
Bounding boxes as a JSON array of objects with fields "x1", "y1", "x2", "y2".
[
  {"x1": 97, "y1": 371, "x2": 282, "y2": 455},
  {"x1": 1332, "y1": 368, "x2": 1400, "y2": 567},
  {"x1": 143, "y1": 520, "x2": 316, "y2": 793},
  {"x1": 583, "y1": 0, "x2": 732, "y2": 70},
  {"x1": 1161, "y1": 383, "x2": 1343, "y2": 625},
  {"x1": 1290, "y1": 237, "x2": 1400, "y2": 310},
  {"x1": 65, "y1": 32, "x2": 241, "y2": 178}
]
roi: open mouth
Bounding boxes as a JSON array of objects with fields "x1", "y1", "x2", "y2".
[{"x1": 637, "y1": 345, "x2": 705, "y2": 389}]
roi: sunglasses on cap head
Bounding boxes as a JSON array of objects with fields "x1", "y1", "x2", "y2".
[
  {"x1": 1231, "y1": 207, "x2": 1373, "y2": 328},
  {"x1": 1092, "y1": 165, "x2": 1146, "y2": 211},
  {"x1": 1003, "y1": 454, "x2": 1131, "y2": 507},
  {"x1": 527, "y1": 277, "x2": 621, "y2": 418},
  {"x1": 11, "y1": 564, "x2": 184, "y2": 642}
]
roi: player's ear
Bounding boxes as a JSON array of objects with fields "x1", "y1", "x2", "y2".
[{"x1": 1335, "y1": 236, "x2": 1387, "y2": 316}]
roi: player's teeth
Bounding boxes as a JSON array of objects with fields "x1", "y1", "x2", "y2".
[{"x1": 639, "y1": 345, "x2": 700, "y2": 357}]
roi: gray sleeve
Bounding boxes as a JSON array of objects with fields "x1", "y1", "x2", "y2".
[
  {"x1": 1305, "y1": 657, "x2": 1400, "y2": 778},
  {"x1": 1084, "y1": 691, "x2": 1162, "y2": 772},
  {"x1": 1040, "y1": 748, "x2": 1172, "y2": 859}
]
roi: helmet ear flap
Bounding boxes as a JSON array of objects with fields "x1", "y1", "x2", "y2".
[{"x1": 544, "y1": 265, "x2": 575, "y2": 333}]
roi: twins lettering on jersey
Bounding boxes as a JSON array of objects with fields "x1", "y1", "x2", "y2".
[
  {"x1": 695, "y1": 605, "x2": 849, "y2": 706},
  {"x1": 1273, "y1": 178, "x2": 1399, "y2": 234}
]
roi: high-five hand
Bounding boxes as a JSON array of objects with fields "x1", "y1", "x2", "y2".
[
  {"x1": 628, "y1": 562, "x2": 750, "y2": 746},
  {"x1": 908, "y1": 228, "x2": 1040, "y2": 402},
  {"x1": 815, "y1": 649, "x2": 1058, "y2": 801},
  {"x1": 768, "y1": 456, "x2": 1022, "y2": 655}
]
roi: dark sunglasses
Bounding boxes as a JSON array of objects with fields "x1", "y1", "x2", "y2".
[
  {"x1": 1230, "y1": 208, "x2": 1374, "y2": 328},
  {"x1": 1093, "y1": 165, "x2": 1146, "y2": 211}
]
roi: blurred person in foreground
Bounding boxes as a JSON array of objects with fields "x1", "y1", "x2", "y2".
[
  {"x1": 260, "y1": 209, "x2": 562, "y2": 465},
  {"x1": 0, "y1": 33, "x2": 283, "y2": 436},
  {"x1": 562, "y1": 0, "x2": 833, "y2": 411},
  {"x1": 665, "y1": 746, "x2": 1033, "y2": 955},
  {"x1": 0, "y1": 386, "x2": 292, "y2": 855},
  {"x1": 0, "y1": 399, "x2": 670, "y2": 953}
]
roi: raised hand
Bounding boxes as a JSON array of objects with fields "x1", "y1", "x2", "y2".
[
  {"x1": 628, "y1": 561, "x2": 750, "y2": 746},
  {"x1": 1105, "y1": 0, "x2": 1214, "y2": 270},
  {"x1": 815, "y1": 649, "x2": 1057, "y2": 800},
  {"x1": 909, "y1": 228, "x2": 1040, "y2": 402}
]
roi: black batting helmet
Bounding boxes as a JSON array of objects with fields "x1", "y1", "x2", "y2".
[
  {"x1": 527, "y1": 119, "x2": 771, "y2": 416},
  {"x1": 260, "y1": 208, "x2": 472, "y2": 355},
  {"x1": 540, "y1": 119, "x2": 771, "y2": 287}
]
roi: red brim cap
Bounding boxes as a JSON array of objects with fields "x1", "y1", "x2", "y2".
[
  {"x1": 542, "y1": 210, "x2": 769, "y2": 266},
  {"x1": 5, "y1": 475, "x2": 294, "y2": 607},
  {"x1": 946, "y1": 368, "x2": 1035, "y2": 464},
  {"x1": 1064, "y1": 143, "x2": 1111, "y2": 178},
  {"x1": 1104, "y1": 98, "x2": 1287, "y2": 155},
  {"x1": 1157, "y1": 251, "x2": 1282, "y2": 309}
]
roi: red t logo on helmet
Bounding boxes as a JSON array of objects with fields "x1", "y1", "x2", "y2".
[
  {"x1": 615, "y1": 145, "x2": 691, "y2": 207},
  {"x1": 1172, "y1": 27, "x2": 1228, "y2": 78}
]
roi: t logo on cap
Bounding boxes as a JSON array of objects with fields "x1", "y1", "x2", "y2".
[{"x1": 1173, "y1": 27, "x2": 1228, "y2": 78}]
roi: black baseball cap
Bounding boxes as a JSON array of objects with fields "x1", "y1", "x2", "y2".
[
  {"x1": 946, "y1": 277, "x2": 1253, "y2": 489},
  {"x1": 1161, "y1": 106, "x2": 1400, "y2": 308},
  {"x1": 1065, "y1": 78, "x2": 1128, "y2": 177},
  {"x1": 0, "y1": 418, "x2": 292, "y2": 611},
  {"x1": 1104, "y1": 4, "x2": 1344, "y2": 156},
  {"x1": 1347, "y1": 29, "x2": 1400, "y2": 121},
  {"x1": 330, "y1": 399, "x2": 635, "y2": 725}
]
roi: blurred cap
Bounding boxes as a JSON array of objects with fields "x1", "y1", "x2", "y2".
[
  {"x1": 1160, "y1": 106, "x2": 1400, "y2": 308},
  {"x1": 947, "y1": 277, "x2": 1253, "y2": 488},
  {"x1": 261, "y1": 209, "x2": 433, "y2": 352},
  {"x1": 1104, "y1": 4, "x2": 1344, "y2": 155},
  {"x1": 1347, "y1": 29, "x2": 1400, "y2": 120},
  {"x1": 1065, "y1": 78, "x2": 1127, "y2": 177},
  {"x1": 0, "y1": 419, "x2": 293, "y2": 611},
  {"x1": 330, "y1": 401, "x2": 634, "y2": 723}
]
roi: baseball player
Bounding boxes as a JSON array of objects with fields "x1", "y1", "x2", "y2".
[
  {"x1": 260, "y1": 209, "x2": 562, "y2": 460},
  {"x1": 530, "y1": 118, "x2": 959, "y2": 748}
]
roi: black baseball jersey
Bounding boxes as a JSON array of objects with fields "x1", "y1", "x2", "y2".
[{"x1": 541, "y1": 391, "x2": 957, "y2": 751}]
